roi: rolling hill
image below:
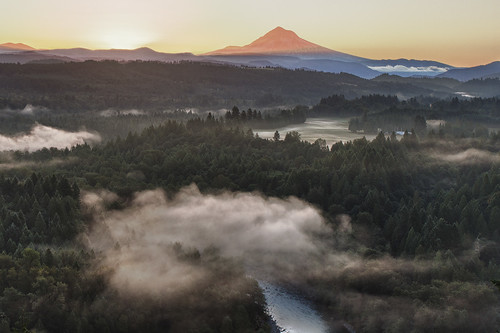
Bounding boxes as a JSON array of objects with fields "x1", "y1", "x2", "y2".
[{"x1": 438, "y1": 61, "x2": 500, "y2": 81}]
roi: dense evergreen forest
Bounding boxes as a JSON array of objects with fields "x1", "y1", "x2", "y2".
[
  {"x1": 0, "y1": 105, "x2": 306, "y2": 142},
  {"x1": 1, "y1": 115, "x2": 499, "y2": 331},
  {"x1": 311, "y1": 94, "x2": 500, "y2": 135},
  {"x1": 0, "y1": 173, "x2": 270, "y2": 332}
]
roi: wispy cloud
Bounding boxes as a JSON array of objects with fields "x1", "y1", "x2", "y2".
[
  {"x1": 99, "y1": 109, "x2": 146, "y2": 117},
  {"x1": 368, "y1": 65, "x2": 449, "y2": 73},
  {"x1": 0, "y1": 155, "x2": 78, "y2": 170},
  {"x1": 433, "y1": 148, "x2": 500, "y2": 164}
]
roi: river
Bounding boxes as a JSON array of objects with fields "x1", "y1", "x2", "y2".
[
  {"x1": 253, "y1": 118, "x2": 367, "y2": 332},
  {"x1": 258, "y1": 280, "x2": 330, "y2": 333},
  {"x1": 255, "y1": 118, "x2": 376, "y2": 147}
]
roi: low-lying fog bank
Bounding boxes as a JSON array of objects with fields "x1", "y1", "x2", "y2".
[
  {"x1": 255, "y1": 118, "x2": 377, "y2": 146},
  {"x1": 81, "y1": 185, "x2": 500, "y2": 332},
  {"x1": 0, "y1": 124, "x2": 101, "y2": 152}
]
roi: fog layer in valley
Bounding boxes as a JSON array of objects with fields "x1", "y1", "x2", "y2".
[
  {"x1": 255, "y1": 118, "x2": 377, "y2": 146},
  {"x1": 82, "y1": 185, "x2": 330, "y2": 294},
  {"x1": 367, "y1": 65, "x2": 448, "y2": 74},
  {"x1": 82, "y1": 185, "x2": 499, "y2": 332},
  {"x1": 99, "y1": 109, "x2": 146, "y2": 117},
  {"x1": 0, "y1": 124, "x2": 101, "y2": 152},
  {"x1": 433, "y1": 148, "x2": 500, "y2": 164}
]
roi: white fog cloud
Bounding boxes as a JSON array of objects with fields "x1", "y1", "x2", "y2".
[
  {"x1": 0, "y1": 124, "x2": 101, "y2": 152},
  {"x1": 19, "y1": 104, "x2": 45, "y2": 115},
  {"x1": 0, "y1": 156, "x2": 78, "y2": 170},
  {"x1": 82, "y1": 185, "x2": 331, "y2": 295},
  {"x1": 368, "y1": 65, "x2": 449, "y2": 73},
  {"x1": 99, "y1": 109, "x2": 146, "y2": 117},
  {"x1": 81, "y1": 185, "x2": 500, "y2": 330},
  {"x1": 434, "y1": 148, "x2": 500, "y2": 164}
]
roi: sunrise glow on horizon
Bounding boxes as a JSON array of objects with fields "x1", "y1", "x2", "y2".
[{"x1": 2, "y1": 0, "x2": 499, "y2": 67}]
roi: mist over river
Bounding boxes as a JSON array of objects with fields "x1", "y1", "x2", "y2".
[{"x1": 255, "y1": 118, "x2": 377, "y2": 146}]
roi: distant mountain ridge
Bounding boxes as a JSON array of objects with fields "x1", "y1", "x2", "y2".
[
  {"x1": 0, "y1": 46, "x2": 197, "y2": 64},
  {"x1": 0, "y1": 28, "x2": 497, "y2": 81},
  {"x1": 0, "y1": 42, "x2": 35, "y2": 51},
  {"x1": 37, "y1": 47, "x2": 197, "y2": 62},
  {"x1": 438, "y1": 61, "x2": 500, "y2": 81},
  {"x1": 202, "y1": 27, "x2": 454, "y2": 77}
]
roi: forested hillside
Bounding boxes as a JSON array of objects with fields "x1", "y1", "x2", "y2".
[
  {"x1": 1, "y1": 119, "x2": 499, "y2": 331},
  {"x1": 0, "y1": 172, "x2": 270, "y2": 332},
  {"x1": 311, "y1": 94, "x2": 500, "y2": 135},
  {"x1": 2, "y1": 61, "x2": 496, "y2": 111}
]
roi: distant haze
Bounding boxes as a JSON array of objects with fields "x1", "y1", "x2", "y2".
[{"x1": 1, "y1": 0, "x2": 499, "y2": 67}]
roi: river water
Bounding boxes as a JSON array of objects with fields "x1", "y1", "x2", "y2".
[
  {"x1": 258, "y1": 280, "x2": 329, "y2": 333},
  {"x1": 255, "y1": 118, "x2": 376, "y2": 147}
]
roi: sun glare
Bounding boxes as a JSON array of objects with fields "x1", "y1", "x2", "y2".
[{"x1": 99, "y1": 29, "x2": 152, "y2": 49}]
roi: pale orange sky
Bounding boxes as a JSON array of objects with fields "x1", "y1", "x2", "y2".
[{"x1": 2, "y1": 0, "x2": 499, "y2": 67}]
